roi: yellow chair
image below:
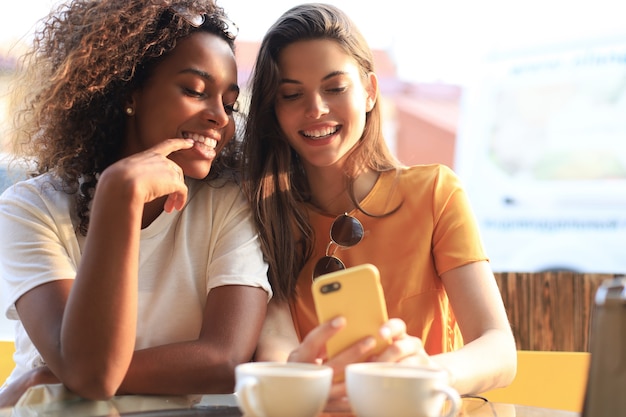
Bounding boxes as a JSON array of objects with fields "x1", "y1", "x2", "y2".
[
  {"x1": 0, "y1": 340, "x2": 15, "y2": 385},
  {"x1": 480, "y1": 350, "x2": 590, "y2": 412}
]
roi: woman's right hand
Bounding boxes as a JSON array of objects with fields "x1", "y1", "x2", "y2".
[
  {"x1": 98, "y1": 138, "x2": 195, "y2": 213},
  {"x1": 287, "y1": 317, "x2": 378, "y2": 410},
  {"x1": 0, "y1": 366, "x2": 60, "y2": 408},
  {"x1": 287, "y1": 316, "x2": 378, "y2": 367}
]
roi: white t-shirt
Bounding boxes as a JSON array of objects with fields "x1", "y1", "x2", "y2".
[{"x1": 0, "y1": 173, "x2": 271, "y2": 384}]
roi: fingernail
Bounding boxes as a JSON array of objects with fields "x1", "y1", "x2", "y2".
[
  {"x1": 363, "y1": 337, "x2": 376, "y2": 348},
  {"x1": 380, "y1": 326, "x2": 391, "y2": 339},
  {"x1": 331, "y1": 316, "x2": 347, "y2": 328}
]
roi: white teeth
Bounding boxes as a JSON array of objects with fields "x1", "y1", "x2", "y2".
[
  {"x1": 183, "y1": 132, "x2": 217, "y2": 149},
  {"x1": 302, "y1": 126, "x2": 339, "y2": 139}
]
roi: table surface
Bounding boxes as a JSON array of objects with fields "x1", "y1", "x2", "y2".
[{"x1": 0, "y1": 391, "x2": 581, "y2": 417}]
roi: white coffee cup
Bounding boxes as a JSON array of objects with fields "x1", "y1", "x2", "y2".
[
  {"x1": 346, "y1": 363, "x2": 461, "y2": 417},
  {"x1": 235, "y1": 362, "x2": 333, "y2": 417}
]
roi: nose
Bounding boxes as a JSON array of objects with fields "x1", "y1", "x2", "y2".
[
  {"x1": 201, "y1": 99, "x2": 230, "y2": 128},
  {"x1": 304, "y1": 93, "x2": 329, "y2": 119}
]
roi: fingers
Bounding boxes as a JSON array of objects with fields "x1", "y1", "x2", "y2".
[
  {"x1": 152, "y1": 139, "x2": 193, "y2": 209},
  {"x1": 151, "y1": 138, "x2": 195, "y2": 157},
  {"x1": 324, "y1": 382, "x2": 351, "y2": 413},
  {"x1": 373, "y1": 318, "x2": 433, "y2": 365},
  {"x1": 378, "y1": 317, "x2": 407, "y2": 341},
  {"x1": 288, "y1": 314, "x2": 374, "y2": 384},
  {"x1": 163, "y1": 189, "x2": 187, "y2": 213},
  {"x1": 324, "y1": 335, "x2": 377, "y2": 382},
  {"x1": 288, "y1": 316, "x2": 347, "y2": 363},
  {"x1": 328, "y1": 381, "x2": 346, "y2": 401},
  {"x1": 0, "y1": 366, "x2": 60, "y2": 408},
  {"x1": 96, "y1": 138, "x2": 194, "y2": 216},
  {"x1": 133, "y1": 139, "x2": 193, "y2": 209}
]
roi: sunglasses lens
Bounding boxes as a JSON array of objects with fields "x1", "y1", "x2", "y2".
[
  {"x1": 313, "y1": 256, "x2": 345, "y2": 279},
  {"x1": 331, "y1": 214, "x2": 364, "y2": 247},
  {"x1": 188, "y1": 14, "x2": 205, "y2": 27},
  {"x1": 170, "y1": 7, "x2": 239, "y2": 39},
  {"x1": 222, "y1": 18, "x2": 239, "y2": 39},
  {"x1": 313, "y1": 214, "x2": 363, "y2": 280},
  {"x1": 171, "y1": 5, "x2": 205, "y2": 27}
]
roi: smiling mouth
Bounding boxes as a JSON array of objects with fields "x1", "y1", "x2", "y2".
[
  {"x1": 301, "y1": 126, "x2": 340, "y2": 139},
  {"x1": 183, "y1": 132, "x2": 217, "y2": 149}
]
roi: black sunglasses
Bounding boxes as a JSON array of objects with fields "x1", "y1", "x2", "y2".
[{"x1": 312, "y1": 213, "x2": 364, "y2": 280}]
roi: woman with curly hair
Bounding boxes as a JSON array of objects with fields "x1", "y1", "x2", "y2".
[
  {"x1": 242, "y1": 3, "x2": 516, "y2": 410},
  {"x1": 0, "y1": 0, "x2": 270, "y2": 406}
]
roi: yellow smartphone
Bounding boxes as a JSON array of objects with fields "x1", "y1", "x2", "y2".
[{"x1": 311, "y1": 263, "x2": 390, "y2": 360}]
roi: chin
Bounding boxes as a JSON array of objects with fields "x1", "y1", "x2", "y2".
[{"x1": 183, "y1": 162, "x2": 214, "y2": 180}]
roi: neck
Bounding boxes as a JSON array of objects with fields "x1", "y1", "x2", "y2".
[{"x1": 307, "y1": 166, "x2": 379, "y2": 215}]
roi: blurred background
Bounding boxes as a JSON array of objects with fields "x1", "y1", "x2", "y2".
[
  {"x1": 4, "y1": 0, "x2": 626, "y2": 84},
  {"x1": 1, "y1": 0, "x2": 626, "y2": 272}
]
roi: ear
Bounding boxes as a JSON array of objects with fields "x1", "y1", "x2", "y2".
[{"x1": 365, "y1": 72, "x2": 378, "y2": 112}]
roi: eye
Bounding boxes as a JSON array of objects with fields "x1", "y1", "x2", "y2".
[
  {"x1": 224, "y1": 100, "x2": 240, "y2": 115},
  {"x1": 278, "y1": 86, "x2": 302, "y2": 101},
  {"x1": 281, "y1": 92, "x2": 301, "y2": 101},
  {"x1": 326, "y1": 85, "x2": 348, "y2": 94},
  {"x1": 183, "y1": 87, "x2": 205, "y2": 98}
]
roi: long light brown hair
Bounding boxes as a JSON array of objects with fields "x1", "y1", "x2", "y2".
[{"x1": 241, "y1": 3, "x2": 403, "y2": 300}]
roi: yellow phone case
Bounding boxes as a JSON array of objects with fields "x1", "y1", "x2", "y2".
[{"x1": 311, "y1": 263, "x2": 390, "y2": 359}]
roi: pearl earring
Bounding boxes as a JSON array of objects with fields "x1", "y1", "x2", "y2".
[{"x1": 125, "y1": 106, "x2": 134, "y2": 116}]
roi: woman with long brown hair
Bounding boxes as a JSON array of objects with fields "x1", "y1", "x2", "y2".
[{"x1": 242, "y1": 3, "x2": 516, "y2": 409}]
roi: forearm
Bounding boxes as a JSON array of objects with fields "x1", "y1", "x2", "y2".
[
  {"x1": 430, "y1": 328, "x2": 517, "y2": 395},
  {"x1": 436, "y1": 262, "x2": 518, "y2": 395},
  {"x1": 255, "y1": 333, "x2": 298, "y2": 363},
  {"x1": 59, "y1": 178, "x2": 143, "y2": 396},
  {"x1": 254, "y1": 299, "x2": 299, "y2": 362},
  {"x1": 119, "y1": 286, "x2": 268, "y2": 396},
  {"x1": 118, "y1": 342, "x2": 241, "y2": 395}
]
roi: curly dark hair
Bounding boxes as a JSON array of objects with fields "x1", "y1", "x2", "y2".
[{"x1": 8, "y1": 0, "x2": 240, "y2": 234}]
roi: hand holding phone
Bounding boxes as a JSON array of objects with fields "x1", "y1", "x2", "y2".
[{"x1": 311, "y1": 263, "x2": 390, "y2": 360}]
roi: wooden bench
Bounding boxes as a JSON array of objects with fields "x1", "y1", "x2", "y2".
[
  {"x1": 480, "y1": 272, "x2": 620, "y2": 412},
  {"x1": 494, "y1": 271, "x2": 620, "y2": 352}
]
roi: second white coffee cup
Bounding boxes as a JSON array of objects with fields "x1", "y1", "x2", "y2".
[
  {"x1": 235, "y1": 362, "x2": 332, "y2": 417},
  {"x1": 346, "y1": 363, "x2": 461, "y2": 417}
]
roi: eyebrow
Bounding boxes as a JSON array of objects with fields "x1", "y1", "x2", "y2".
[
  {"x1": 280, "y1": 70, "x2": 348, "y2": 85},
  {"x1": 180, "y1": 68, "x2": 240, "y2": 94}
]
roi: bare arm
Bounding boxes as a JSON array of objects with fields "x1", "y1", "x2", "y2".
[
  {"x1": 15, "y1": 139, "x2": 193, "y2": 399},
  {"x1": 11, "y1": 285, "x2": 267, "y2": 400},
  {"x1": 431, "y1": 261, "x2": 517, "y2": 394},
  {"x1": 282, "y1": 261, "x2": 517, "y2": 400},
  {"x1": 254, "y1": 299, "x2": 364, "y2": 367},
  {"x1": 254, "y1": 299, "x2": 300, "y2": 363},
  {"x1": 372, "y1": 262, "x2": 517, "y2": 394},
  {"x1": 118, "y1": 285, "x2": 267, "y2": 395}
]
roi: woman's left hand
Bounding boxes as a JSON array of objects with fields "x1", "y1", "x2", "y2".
[
  {"x1": 372, "y1": 318, "x2": 436, "y2": 367},
  {"x1": 0, "y1": 366, "x2": 60, "y2": 408},
  {"x1": 326, "y1": 318, "x2": 440, "y2": 408}
]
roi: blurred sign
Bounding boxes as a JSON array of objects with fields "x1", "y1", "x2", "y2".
[{"x1": 455, "y1": 37, "x2": 626, "y2": 273}]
